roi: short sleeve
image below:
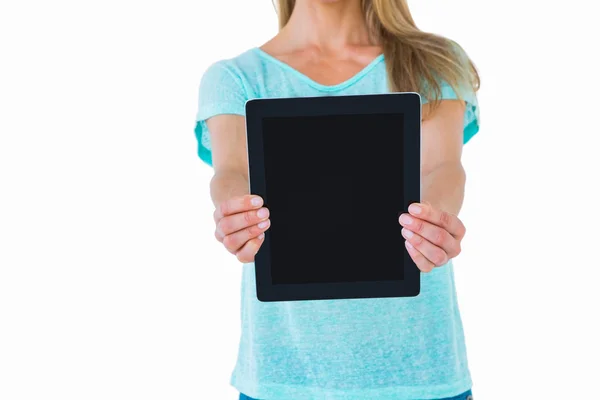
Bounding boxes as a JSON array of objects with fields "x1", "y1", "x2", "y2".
[
  {"x1": 437, "y1": 81, "x2": 480, "y2": 144},
  {"x1": 194, "y1": 61, "x2": 248, "y2": 166},
  {"x1": 432, "y1": 43, "x2": 481, "y2": 144}
]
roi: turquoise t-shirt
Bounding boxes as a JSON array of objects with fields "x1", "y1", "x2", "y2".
[{"x1": 194, "y1": 48, "x2": 479, "y2": 400}]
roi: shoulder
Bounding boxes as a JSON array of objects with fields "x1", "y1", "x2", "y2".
[{"x1": 200, "y1": 48, "x2": 265, "y2": 90}]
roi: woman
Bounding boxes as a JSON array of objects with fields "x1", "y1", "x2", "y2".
[{"x1": 194, "y1": 0, "x2": 480, "y2": 399}]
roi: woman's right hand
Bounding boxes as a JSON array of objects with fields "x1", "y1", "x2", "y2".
[{"x1": 213, "y1": 194, "x2": 271, "y2": 263}]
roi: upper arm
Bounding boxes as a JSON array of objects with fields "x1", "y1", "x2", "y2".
[
  {"x1": 421, "y1": 80, "x2": 480, "y2": 175},
  {"x1": 421, "y1": 100, "x2": 466, "y2": 175},
  {"x1": 193, "y1": 61, "x2": 248, "y2": 170}
]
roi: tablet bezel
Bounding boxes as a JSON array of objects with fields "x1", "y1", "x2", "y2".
[{"x1": 245, "y1": 93, "x2": 421, "y2": 302}]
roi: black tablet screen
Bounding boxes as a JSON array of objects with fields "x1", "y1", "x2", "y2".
[{"x1": 262, "y1": 113, "x2": 405, "y2": 285}]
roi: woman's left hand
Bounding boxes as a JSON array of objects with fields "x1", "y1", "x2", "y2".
[{"x1": 398, "y1": 202, "x2": 466, "y2": 273}]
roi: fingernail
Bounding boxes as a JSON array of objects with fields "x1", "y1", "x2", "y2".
[
  {"x1": 257, "y1": 208, "x2": 269, "y2": 219},
  {"x1": 405, "y1": 241, "x2": 414, "y2": 249},
  {"x1": 251, "y1": 197, "x2": 262, "y2": 207},
  {"x1": 409, "y1": 204, "x2": 422, "y2": 214},
  {"x1": 258, "y1": 220, "x2": 269, "y2": 229},
  {"x1": 402, "y1": 228, "x2": 413, "y2": 239},
  {"x1": 400, "y1": 214, "x2": 413, "y2": 225},
  {"x1": 258, "y1": 233, "x2": 265, "y2": 240}
]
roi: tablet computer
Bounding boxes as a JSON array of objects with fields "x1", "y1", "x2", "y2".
[{"x1": 245, "y1": 93, "x2": 421, "y2": 302}]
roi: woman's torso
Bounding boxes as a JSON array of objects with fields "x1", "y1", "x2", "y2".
[{"x1": 198, "y1": 48, "x2": 473, "y2": 400}]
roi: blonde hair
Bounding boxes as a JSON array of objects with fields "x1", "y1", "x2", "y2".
[{"x1": 274, "y1": 0, "x2": 480, "y2": 118}]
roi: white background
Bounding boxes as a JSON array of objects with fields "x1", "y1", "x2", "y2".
[{"x1": 1, "y1": 0, "x2": 599, "y2": 399}]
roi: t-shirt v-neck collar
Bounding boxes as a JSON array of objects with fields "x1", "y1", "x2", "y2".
[{"x1": 253, "y1": 47, "x2": 384, "y2": 92}]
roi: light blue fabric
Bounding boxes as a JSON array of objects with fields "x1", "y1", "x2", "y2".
[
  {"x1": 241, "y1": 388, "x2": 473, "y2": 400},
  {"x1": 194, "y1": 48, "x2": 479, "y2": 400}
]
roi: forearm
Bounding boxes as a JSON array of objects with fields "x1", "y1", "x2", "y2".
[
  {"x1": 209, "y1": 170, "x2": 249, "y2": 207},
  {"x1": 421, "y1": 162, "x2": 466, "y2": 216}
]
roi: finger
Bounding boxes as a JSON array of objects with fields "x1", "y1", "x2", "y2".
[
  {"x1": 217, "y1": 207, "x2": 269, "y2": 237},
  {"x1": 223, "y1": 219, "x2": 271, "y2": 254},
  {"x1": 405, "y1": 240, "x2": 435, "y2": 273},
  {"x1": 402, "y1": 228, "x2": 449, "y2": 267},
  {"x1": 236, "y1": 234, "x2": 265, "y2": 263},
  {"x1": 407, "y1": 202, "x2": 466, "y2": 239},
  {"x1": 215, "y1": 228, "x2": 224, "y2": 243},
  {"x1": 214, "y1": 195, "x2": 263, "y2": 221},
  {"x1": 399, "y1": 214, "x2": 461, "y2": 258}
]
